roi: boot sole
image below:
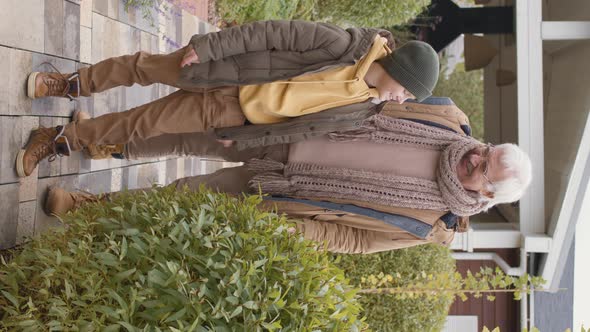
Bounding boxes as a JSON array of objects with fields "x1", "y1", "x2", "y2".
[
  {"x1": 27, "y1": 72, "x2": 40, "y2": 99},
  {"x1": 15, "y1": 149, "x2": 28, "y2": 177}
]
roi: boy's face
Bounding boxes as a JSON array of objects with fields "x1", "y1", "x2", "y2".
[{"x1": 375, "y1": 75, "x2": 415, "y2": 104}]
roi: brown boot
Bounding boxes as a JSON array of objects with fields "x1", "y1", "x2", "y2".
[
  {"x1": 72, "y1": 110, "x2": 125, "y2": 160},
  {"x1": 16, "y1": 126, "x2": 72, "y2": 177},
  {"x1": 27, "y1": 71, "x2": 80, "y2": 100},
  {"x1": 45, "y1": 186, "x2": 100, "y2": 216}
]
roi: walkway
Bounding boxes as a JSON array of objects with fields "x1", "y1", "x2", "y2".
[{"x1": 0, "y1": 0, "x2": 234, "y2": 249}]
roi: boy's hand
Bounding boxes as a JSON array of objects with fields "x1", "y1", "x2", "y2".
[
  {"x1": 180, "y1": 47, "x2": 200, "y2": 68},
  {"x1": 216, "y1": 139, "x2": 234, "y2": 148}
]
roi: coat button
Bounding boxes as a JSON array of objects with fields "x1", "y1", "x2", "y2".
[{"x1": 265, "y1": 131, "x2": 271, "y2": 136}]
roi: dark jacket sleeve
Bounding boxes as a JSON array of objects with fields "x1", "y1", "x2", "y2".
[{"x1": 189, "y1": 20, "x2": 352, "y2": 63}]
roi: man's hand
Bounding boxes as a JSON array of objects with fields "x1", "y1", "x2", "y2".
[{"x1": 180, "y1": 47, "x2": 200, "y2": 68}]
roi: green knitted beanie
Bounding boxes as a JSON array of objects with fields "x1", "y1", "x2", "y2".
[{"x1": 377, "y1": 40, "x2": 440, "y2": 102}]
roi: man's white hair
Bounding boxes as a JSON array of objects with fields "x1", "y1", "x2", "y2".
[{"x1": 484, "y1": 143, "x2": 533, "y2": 208}]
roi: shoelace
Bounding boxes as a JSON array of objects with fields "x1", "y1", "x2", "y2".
[
  {"x1": 38, "y1": 62, "x2": 80, "y2": 101},
  {"x1": 35, "y1": 126, "x2": 72, "y2": 163}
]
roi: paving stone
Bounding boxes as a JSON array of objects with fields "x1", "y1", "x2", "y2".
[
  {"x1": 44, "y1": 0, "x2": 65, "y2": 57},
  {"x1": 80, "y1": 26, "x2": 92, "y2": 64},
  {"x1": 125, "y1": 84, "x2": 148, "y2": 110},
  {"x1": 16, "y1": 201, "x2": 36, "y2": 244},
  {"x1": 181, "y1": 10, "x2": 200, "y2": 45},
  {"x1": 80, "y1": 0, "x2": 92, "y2": 28},
  {"x1": 19, "y1": 167, "x2": 39, "y2": 202},
  {"x1": 53, "y1": 117, "x2": 82, "y2": 176},
  {"x1": 77, "y1": 169, "x2": 112, "y2": 194},
  {"x1": 121, "y1": 164, "x2": 137, "y2": 190},
  {"x1": 118, "y1": 0, "x2": 130, "y2": 24},
  {"x1": 198, "y1": 20, "x2": 210, "y2": 34},
  {"x1": 93, "y1": 86, "x2": 123, "y2": 118},
  {"x1": 140, "y1": 31, "x2": 152, "y2": 52},
  {"x1": 201, "y1": 159, "x2": 224, "y2": 175},
  {"x1": 165, "y1": 158, "x2": 178, "y2": 185},
  {"x1": 64, "y1": 1, "x2": 81, "y2": 61},
  {"x1": 0, "y1": 183, "x2": 19, "y2": 249},
  {"x1": 110, "y1": 167, "x2": 122, "y2": 192},
  {"x1": 91, "y1": 13, "x2": 105, "y2": 63},
  {"x1": 157, "y1": 160, "x2": 167, "y2": 185},
  {"x1": 35, "y1": 175, "x2": 78, "y2": 235},
  {"x1": 31, "y1": 54, "x2": 77, "y2": 117},
  {"x1": 0, "y1": 117, "x2": 22, "y2": 185},
  {"x1": 184, "y1": 158, "x2": 194, "y2": 177},
  {"x1": 18, "y1": 116, "x2": 40, "y2": 201},
  {"x1": 103, "y1": 16, "x2": 121, "y2": 59},
  {"x1": 8, "y1": 49, "x2": 32, "y2": 116},
  {"x1": 137, "y1": 163, "x2": 161, "y2": 188},
  {"x1": 0, "y1": 0, "x2": 44, "y2": 53},
  {"x1": 132, "y1": 28, "x2": 142, "y2": 54},
  {"x1": 92, "y1": 0, "x2": 107, "y2": 16},
  {"x1": 135, "y1": 6, "x2": 158, "y2": 34},
  {"x1": 151, "y1": 34, "x2": 158, "y2": 54},
  {"x1": 76, "y1": 65, "x2": 95, "y2": 116},
  {"x1": 107, "y1": 0, "x2": 120, "y2": 20},
  {"x1": 0, "y1": 47, "x2": 10, "y2": 115}
]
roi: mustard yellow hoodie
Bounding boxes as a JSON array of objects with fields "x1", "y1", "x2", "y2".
[{"x1": 239, "y1": 36, "x2": 390, "y2": 124}]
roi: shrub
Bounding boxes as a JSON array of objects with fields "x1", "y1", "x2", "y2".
[
  {"x1": 433, "y1": 62, "x2": 484, "y2": 140},
  {"x1": 335, "y1": 244, "x2": 456, "y2": 332},
  {"x1": 0, "y1": 187, "x2": 365, "y2": 331},
  {"x1": 215, "y1": 0, "x2": 317, "y2": 24},
  {"x1": 314, "y1": 0, "x2": 429, "y2": 28}
]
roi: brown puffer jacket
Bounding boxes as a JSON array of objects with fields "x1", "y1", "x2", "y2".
[{"x1": 177, "y1": 20, "x2": 393, "y2": 89}]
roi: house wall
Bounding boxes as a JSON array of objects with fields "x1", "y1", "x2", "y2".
[
  {"x1": 541, "y1": 0, "x2": 590, "y2": 229},
  {"x1": 449, "y1": 249, "x2": 520, "y2": 332},
  {"x1": 481, "y1": 0, "x2": 590, "y2": 229},
  {"x1": 543, "y1": 40, "x2": 590, "y2": 231}
]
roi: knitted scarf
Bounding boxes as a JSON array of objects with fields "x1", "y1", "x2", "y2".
[{"x1": 248, "y1": 115, "x2": 489, "y2": 217}]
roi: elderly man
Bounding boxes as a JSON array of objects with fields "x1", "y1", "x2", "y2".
[{"x1": 45, "y1": 98, "x2": 532, "y2": 254}]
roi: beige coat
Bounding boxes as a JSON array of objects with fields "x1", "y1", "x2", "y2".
[{"x1": 257, "y1": 100, "x2": 471, "y2": 254}]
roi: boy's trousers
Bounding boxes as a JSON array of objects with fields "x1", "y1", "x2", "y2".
[
  {"x1": 131, "y1": 130, "x2": 289, "y2": 194},
  {"x1": 62, "y1": 47, "x2": 246, "y2": 150}
]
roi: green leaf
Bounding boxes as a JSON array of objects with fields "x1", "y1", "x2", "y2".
[
  {"x1": 165, "y1": 307, "x2": 187, "y2": 323},
  {"x1": 229, "y1": 306, "x2": 243, "y2": 318},
  {"x1": 243, "y1": 301, "x2": 258, "y2": 310},
  {"x1": 225, "y1": 296, "x2": 239, "y2": 305},
  {"x1": 118, "y1": 321, "x2": 137, "y2": 332},
  {"x1": 1, "y1": 290, "x2": 19, "y2": 308},
  {"x1": 114, "y1": 268, "x2": 137, "y2": 281},
  {"x1": 112, "y1": 206, "x2": 125, "y2": 213}
]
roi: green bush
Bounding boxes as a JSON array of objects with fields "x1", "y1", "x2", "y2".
[
  {"x1": 0, "y1": 187, "x2": 365, "y2": 331},
  {"x1": 433, "y1": 62, "x2": 485, "y2": 140},
  {"x1": 216, "y1": 0, "x2": 317, "y2": 24},
  {"x1": 214, "y1": 0, "x2": 425, "y2": 27},
  {"x1": 314, "y1": 0, "x2": 429, "y2": 28},
  {"x1": 335, "y1": 244, "x2": 456, "y2": 332}
]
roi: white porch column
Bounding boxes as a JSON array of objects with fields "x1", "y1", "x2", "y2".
[
  {"x1": 542, "y1": 22, "x2": 590, "y2": 40},
  {"x1": 516, "y1": 0, "x2": 545, "y2": 233}
]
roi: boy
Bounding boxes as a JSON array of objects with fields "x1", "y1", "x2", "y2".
[{"x1": 17, "y1": 20, "x2": 439, "y2": 177}]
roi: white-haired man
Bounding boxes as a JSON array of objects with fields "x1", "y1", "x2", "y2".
[{"x1": 45, "y1": 98, "x2": 532, "y2": 254}]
